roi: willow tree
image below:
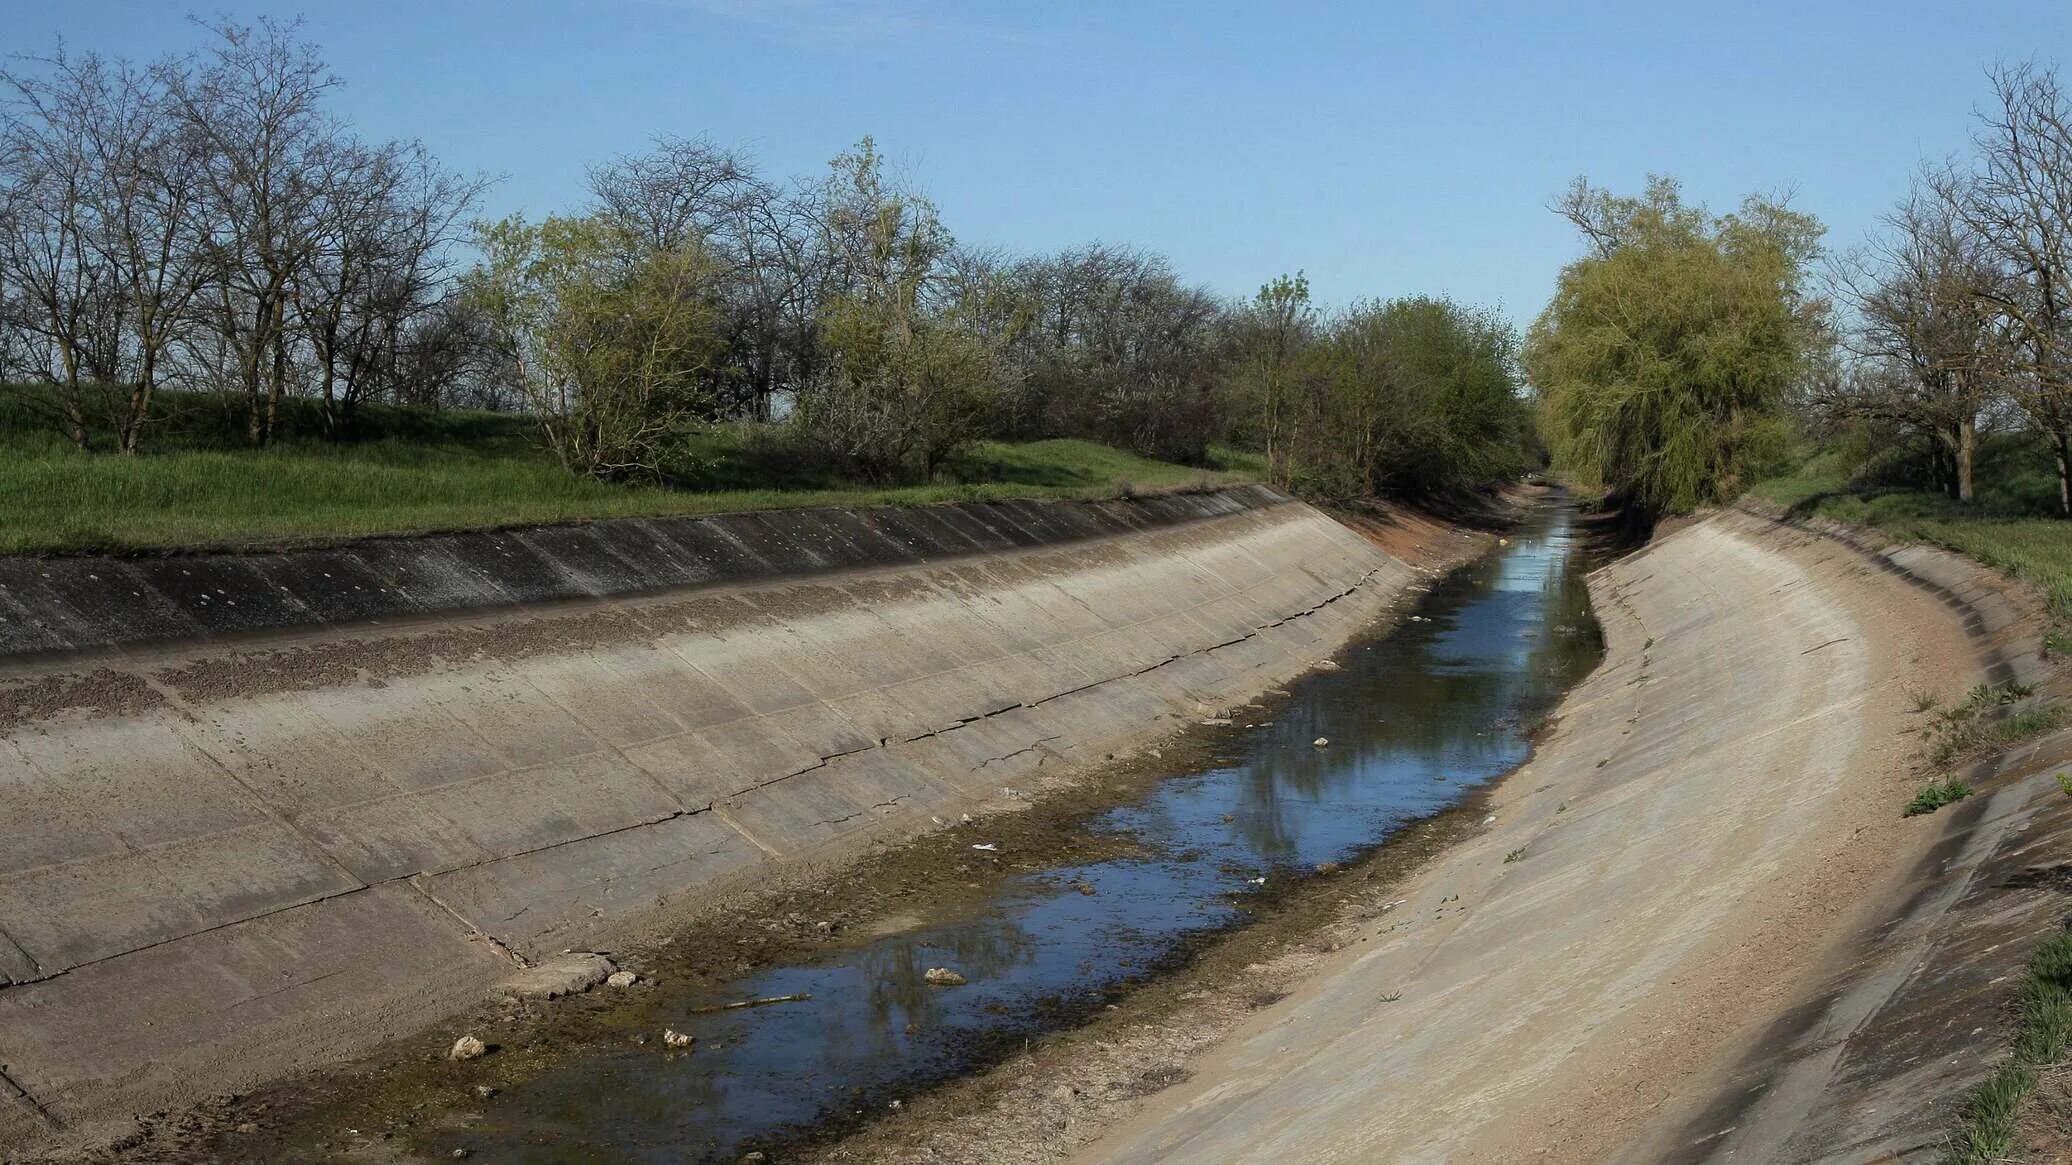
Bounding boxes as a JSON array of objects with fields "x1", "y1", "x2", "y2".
[{"x1": 1525, "y1": 176, "x2": 1825, "y2": 515}]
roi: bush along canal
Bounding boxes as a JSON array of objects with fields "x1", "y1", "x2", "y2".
[{"x1": 412, "y1": 500, "x2": 1602, "y2": 1163}]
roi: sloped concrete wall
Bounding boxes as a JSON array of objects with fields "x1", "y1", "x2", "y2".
[{"x1": 0, "y1": 488, "x2": 1435, "y2": 1150}]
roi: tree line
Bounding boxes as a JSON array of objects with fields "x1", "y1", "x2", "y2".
[
  {"x1": 1533, "y1": 62, "x2": 2072, "y2": 520},
  {"x1": 0, "y1": 18, "x2": 1535, "y2": 501}
]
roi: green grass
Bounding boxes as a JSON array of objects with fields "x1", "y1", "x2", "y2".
[
  {"x1": 0, "y1": 386, "x2": 1263, "y2": 554},
  {"x1": 1922, "y1": 682, "x2": 2060, "y2": 766},
  {"x1": 1904, "y1": 777, "x2": 1974, "y2": 817},
  {"x1": 1942, "y1": 928, "x2": 2072, "y2": 1163},
  {"x1": 1753, "y1": 441, "x2": 2072, "y2": 618}
]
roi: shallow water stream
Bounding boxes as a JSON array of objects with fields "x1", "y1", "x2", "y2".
[{"x1": 441, "y1": 499, "x2": 1602, "y2": 1162}]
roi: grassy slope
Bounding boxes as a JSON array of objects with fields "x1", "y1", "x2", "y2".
[
  {"x1": 0, "y1": 388, "x2": 1262, "y2": 554},
  {"x1": 1752, "y1": 442, "x2": 2072, "y2": 612}
]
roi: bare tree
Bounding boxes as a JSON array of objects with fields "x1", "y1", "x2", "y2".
[
  {"x1": 0, "y1": 46, "x2": 115, "y2": 448},
  {"x1": 82, "y1": 54, "x2": 207, "y2": 452},
  {"x1": 1826, "y1": 186, "x2": 2013, "y2": 502},
  {"x1": 1940, "y1": 62, "x2": 2072, "y2": 513},
  {"x1": 163, "y1": 17, "x2": 340, "y2": 446},
  {"x1": 296, "y1": 139, "x2": 482, "y2": 436},
  {"x1": 586, "y1": 134, "x2": 749, "y2": 253}
]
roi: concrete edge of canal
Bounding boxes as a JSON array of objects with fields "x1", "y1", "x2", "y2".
[{"x1": 0, "y1": 486, "x2": 1494, "y2": 1157}]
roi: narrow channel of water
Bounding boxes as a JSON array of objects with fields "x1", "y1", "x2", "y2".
[{"x1": 447, "y1": 498, "x2": 1602, "y2": 1163}]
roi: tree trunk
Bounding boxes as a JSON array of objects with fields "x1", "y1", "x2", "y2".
[
  {"x1": 56, "y1": 339, "x2": 88, "y2": 451},
  {"x1": 2057, "y1": 431, "x2": 2071, "y2": 518},
  {"x1": 264, "y1": 303, "x2": 289, "y2": 448},
  {"x1": 1956, "y1": 417, "x2": 1976, "y2": 505},
  {"x1": 122, "y1": 347, "x2": 158, "y2": 456}
]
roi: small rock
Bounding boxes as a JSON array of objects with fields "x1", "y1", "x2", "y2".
[
  {"x1": 606, "y1": 970, "x2": 638, "y2": 989},
  {"x1": 1200, "y1": 717, "x2": 1233, "y2": 727},
  {"x1": 503, "y1": 952, "x2": 616, "y2": 1000},
  {"x1": 452, "y1": 1151, "x2": 471, "y2": 1160},
  {"x1": 1312, "y1": 737, "x2": 1329, "y2": 747},
  {"x1": 1316, "y1": 659, "x2": 1340, "y2": 670},
  {"x1": 1315, "y1": 862, "x2": 1341, "y2": 875},
  {"x1": 971, "y1": 842, "x2": 999, "y2": 852},
  {"x1": 447, "y1": 1035, "x2": 487, "y2": 1062},
  {"x1": 474, "y1": 1085, "x2": 498, "y2": 1100},
  {"x1": 235, "y1": 1122, "x2": 259, "y2": 1134},
  {"x1": 740, "y1": 1153, "x2": 767, "y2": 1163},
  {"x1": 924, "y1": 967, "x2": 967, "y2": 986},
  {"x1": 663, "y1": 1029, "x2": 693, "y2": 1049}
]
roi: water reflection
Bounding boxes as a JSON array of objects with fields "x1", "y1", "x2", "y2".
[{"x1": 453, "y1": 500, "x2": 1602, "y2": 1163}]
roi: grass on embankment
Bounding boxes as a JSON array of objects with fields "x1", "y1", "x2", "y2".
[
  {"x1": 0, "y1": 388, "x2": 1262, "y2": 554},
  {"x1": 1753, "y1": 442, "x2": 2072, "y2": 617},
  {"x1": 1943, "y1": 927, "x2": 2072, "y2": 1163}
]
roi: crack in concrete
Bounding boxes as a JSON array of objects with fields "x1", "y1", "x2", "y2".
[{"x1": 0, "y1": 1063, "x2": 58, "y2": 1128}]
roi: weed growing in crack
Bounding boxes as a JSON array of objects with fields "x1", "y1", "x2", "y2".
[
  {"x1": 1926, "y1": 682, "x2": 2060, "y2": 766},
  {"x1": 1503, "y1": 847, "x2": 1526, "y2": 863},
  {"x1": 1905, "y1": 778, "x2": 1974, "y2": 817}
]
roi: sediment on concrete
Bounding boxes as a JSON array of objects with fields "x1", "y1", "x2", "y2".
[
  {"x1": 1072, "y1": 503, "x2": 2058, "y2": 1165},
  {"x1": 0, "y1": 487, "x2": 1450, "y2": 1153},
  {"x1": 1632, "y1": 500, "x2": 2072, "y2": 1163}
]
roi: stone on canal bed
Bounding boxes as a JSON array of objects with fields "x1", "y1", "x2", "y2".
[
  {"x1": 503, "y1": 952, "x2": 616, "y2": 1000},
  {"x1": 924, "y1": 967, "x2": 967, "y2": 986}
]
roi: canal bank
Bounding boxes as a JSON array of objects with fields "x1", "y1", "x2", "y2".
[
  {"x1": 102, "y1": 491, "x2": 1589, "y2": 1164},
  {"x1": 0, "y1": 487, "x2": 1502, "y2": 1160},
  {"x1": 1054, "y1": 507, "x2": 2020, "y2": 1165}
]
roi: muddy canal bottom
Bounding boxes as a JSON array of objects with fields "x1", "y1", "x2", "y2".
[{"x1": 439, "y1": 505, "x2": 1601, "y2": 1163}]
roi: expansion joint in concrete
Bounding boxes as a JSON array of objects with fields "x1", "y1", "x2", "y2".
[{"x1": 0, "y1": 1063, "x2": 58, "y2": 1128}]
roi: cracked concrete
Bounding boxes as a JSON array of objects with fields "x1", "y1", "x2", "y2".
[
  {"x1": 1073, "y1": 506, "x2": 2028, "y2": 1164},
  {"x1": 0, "y1": 489, "x2": 1476, "y2": 1158}
]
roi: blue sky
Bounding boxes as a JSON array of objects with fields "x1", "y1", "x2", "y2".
[{"x1": 10, "y1": 1, "x2": 2072, "y2": 328}]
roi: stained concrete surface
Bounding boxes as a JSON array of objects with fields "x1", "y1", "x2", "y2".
[
  {"x1": 1072, "y1": 506, "x2": 2034, "y2": 1164},
  {"x1": 0, "y1": 489, "x2": 1453, "y2": 1156}
]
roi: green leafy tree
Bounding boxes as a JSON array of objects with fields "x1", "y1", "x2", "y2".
[
  {"x1": 1279, "y1": 296, "x2": 1530, "y2": 499},
  {"x1": 1526, "y1": 176, "x2": 1824, "y2": 514},
  {"x1": 1230, "y1": 271, "x2": 1316, "y2": 487},
  {"x1": 795, "y1": 138, "x2": 1001, "y2": 481},
  {"x1": 461, "y1": 213, "x2": 726, "y2": 479}
]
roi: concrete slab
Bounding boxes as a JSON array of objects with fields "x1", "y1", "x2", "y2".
[
  {"x1": 10, "y1": 720, "x2": 269, "y2": 848},
  {"x1": 0, "y1": 883, "x2": 506, "y2": 1112},
  {"x1": 428, "y1": 673, "x2": 601, "y2": 770},
  {"x1": 423, "y1": 753, "x2": 682, "y2": 857},
  {"x1": 177, "y1": 700, "x2": 402, "y2": 817},
  {"x1": 0, "y1": 822, "x2": 359, "y2": 973},
  {"x1": 307, "y1": 683, "x2": 505, "y2": 792},
  {"x1": 423, "y1": 814, "x2": 764, "y2": 957},
  {"x1": 293, "y1": 791, "x2": 493, "y2": 882}
]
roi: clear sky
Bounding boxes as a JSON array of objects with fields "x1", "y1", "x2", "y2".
[{"x1": 9, "y1": 1, "x2": 2072, "y2": 328}]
